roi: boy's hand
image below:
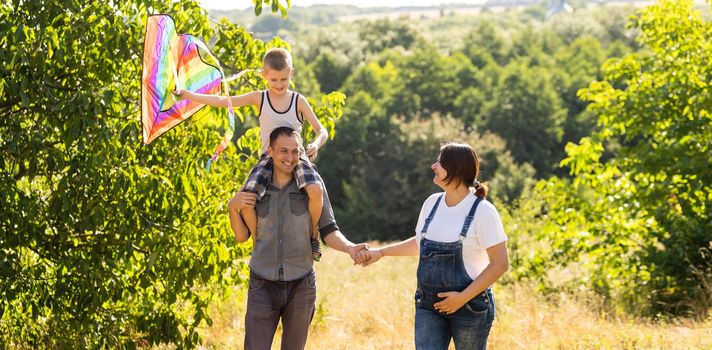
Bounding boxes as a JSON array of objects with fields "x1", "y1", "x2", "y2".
[
  {"x1": 228, "y1": 191, "x2": 256, "y2": 212},
  {"x1": 306, "y1": 143, "x2": 319, "y2": 162},
  {"x1": 172, "y1": 88, "x2": 184, "y2": 98}
]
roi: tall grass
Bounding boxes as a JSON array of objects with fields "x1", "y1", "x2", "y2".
[{"x1": 197, "y1": 246, "x2": 712, "y2": 349}]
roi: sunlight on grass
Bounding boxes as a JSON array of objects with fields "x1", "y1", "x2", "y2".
[{"x1": 197, "y1": 245, "x2": 712, "y2": 349}]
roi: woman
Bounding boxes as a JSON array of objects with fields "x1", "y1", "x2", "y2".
[{"x1": 362, "y1": 142, "x2": 509, "y2": 350}]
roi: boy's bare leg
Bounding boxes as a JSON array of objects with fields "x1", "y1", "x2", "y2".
[
  {"x1": 242, "y1": 207, "x2": 258, "y2": 240},
  {"x1": 304, "y1": 183, "x2": 323, "y2": 238}
]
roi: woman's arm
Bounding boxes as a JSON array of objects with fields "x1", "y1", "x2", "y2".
[
  {"x1": 178, "y1": 90, "x2": 261, "y2": 109},
  {"x1": 361, "y1": 236, "x2": 420, "y2": 266},
  {"x1": 433, "y1": 242, "x2": 509, "y2": 314}
]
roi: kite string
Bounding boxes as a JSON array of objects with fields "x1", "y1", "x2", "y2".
[{"x1": 203, "y1": 48, "x2": 258, "y2": 169}]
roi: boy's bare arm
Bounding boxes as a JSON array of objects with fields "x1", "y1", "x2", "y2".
[
  {"x1": 298, "y1": 95, "x2": 328, "y2": 147},
  {"x1": 298, "y1": 95, "x2": 329, "y2": 161},
  {"x1": 227, "y1": 191, "x2": 257, "y2": 243},
  {"x1": 177, "y1": 90, "x2": 261, "y2": 109}
]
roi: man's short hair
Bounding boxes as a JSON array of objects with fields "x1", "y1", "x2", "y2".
[
  {"x1": 269, "y1": 126, "x2": 302, "y2": 147},
  {"x1": 263, "y1": 48, "x2": 292, "y2": 71}
]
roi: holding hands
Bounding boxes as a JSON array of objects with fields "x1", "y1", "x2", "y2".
[
  {"x1": 353, "y1": 237, "x2": 417, "y2": 267},
  {"x1": 356, "y1": 248, "x2": 383, "y2": 267},
  {"x1": 347, "y1": 243, "x2": 371, "y2": 265}
]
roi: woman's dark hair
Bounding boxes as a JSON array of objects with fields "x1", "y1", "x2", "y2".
[{"x1": 439, "y1": 142, "x2": 488, "y2": 197}]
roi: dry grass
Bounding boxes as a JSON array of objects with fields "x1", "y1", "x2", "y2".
[{"x1": 197, "y1": 246, "x2": 712, "y2": 350}]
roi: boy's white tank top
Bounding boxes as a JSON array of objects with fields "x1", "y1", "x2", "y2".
[{"x1": 258, "y1": 90, "x2": 303, "y2": 154}]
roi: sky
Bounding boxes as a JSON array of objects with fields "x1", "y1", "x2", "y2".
[{"x1": 199, "y1": 0, "x2": 487, "y2": 10}]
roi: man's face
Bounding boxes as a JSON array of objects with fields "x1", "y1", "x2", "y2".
[{"x1": 268, "y1": 133, "x2": 300, "y2": 175}]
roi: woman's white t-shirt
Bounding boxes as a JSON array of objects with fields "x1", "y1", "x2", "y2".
[{"x1": 415, "y1": 192, "x2": 508, "y2": 280}]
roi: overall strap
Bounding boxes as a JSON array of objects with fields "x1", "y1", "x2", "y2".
[
  {"x1": 460, "y1": 196, "x2": 484, "y2": 238},
  {"x1": 420, "y1": 194, "x2": 443, "y2": 235}
]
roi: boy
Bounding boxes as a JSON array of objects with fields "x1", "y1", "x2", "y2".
[{"x1": 176, "y1": 48, "x2": 326, "y2": 260}]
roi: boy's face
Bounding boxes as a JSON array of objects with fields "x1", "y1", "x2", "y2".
[{"x1": 262, "y1": 67, "x2": 292, "y2": 96}]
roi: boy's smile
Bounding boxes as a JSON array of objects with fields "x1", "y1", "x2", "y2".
[{"x1": 262, "y1": 67, "x2": 292, "y2": 96}]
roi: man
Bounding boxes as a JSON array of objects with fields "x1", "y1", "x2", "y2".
[{"x1": 227, "y1": 126, "x2": 369, "y2": 350}]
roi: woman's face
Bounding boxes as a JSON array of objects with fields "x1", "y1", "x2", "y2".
[{"x1": 431, "y1": 156, "x2": 448, "y2": 187}]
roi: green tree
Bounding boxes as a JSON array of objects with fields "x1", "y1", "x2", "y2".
[
  {"x1": 461, "y1": 20, "x2": 507, "y2": 67},
  {"x1": 510, "y1": 0, "x2": 711, "y2": 317},
  {"x1": 0, "y1": 0, "x2": 343, "y2": 347},
  {"x1": 387, "y1": 48, "x2": 461, "y2": 119},
  {"x1": 357, "y1": 19, "x2": 422, "y2": 54},
  {"x1": 481, "y1": 60, "x2": 567, "y2": 177},
  {"x1": 310, "y1": 49, "x2": 352, "y2": 93},
  {"x1": 553, "y1": 36, "x2": 608, "y2": 151}
]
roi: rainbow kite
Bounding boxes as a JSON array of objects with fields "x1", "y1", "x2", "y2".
[{"x1": 141, "y1": 14, "x2": 236, "y2": 166}]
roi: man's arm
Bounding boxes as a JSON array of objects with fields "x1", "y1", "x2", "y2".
[{"x1": 228, "y1": 191, "x2": 257, "y2": 243}]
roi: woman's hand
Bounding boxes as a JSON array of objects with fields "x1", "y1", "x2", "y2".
[
  {"x1": 434, "y1": 291, "x2": 468, "y2": 314},
  {"x1": 360, "y1": 248, "x2": 384, "y2": 267}
]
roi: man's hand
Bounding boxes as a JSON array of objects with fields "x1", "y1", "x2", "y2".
[
  {"x1": 347, "y1": 243, "x2": 370, "y2": 265},
  {"x1": 434, "y1": 291, "x2": 468, "y2": 315},
  {"x1": 306, "y1": 143, "x2": 319, "y2": 162},
  {"x1": 228, "y1": 191, "x2": 257, "y2": 213}
]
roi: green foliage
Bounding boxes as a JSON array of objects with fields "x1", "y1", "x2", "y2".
[
  {"x1": 481, "y1": 59, "x2": 568, "y2": 177},
  {"x1": 461, "y1": 20, "x2": 506, "y2": 67},
  {"x1": 289, "y1": 5, "x2": 643, "y2": 242},
  {"x1": 0, "y1": 0, "x2": 343, "y2": 347},
  {"x1": 319, "y1": 96, "x2": 535, "y2": 241},
  {"x1": 509, "y1": 0, "x2": 712, "y2": 317},
  {"x1": 356, "y1": 19, "x2": 422, "y2": 54},
  {"x1": 387, "y1": 47, "x2": 462, "y2": 119},
  {"x1": 310, "y1": 50, "x2": 352, "y2": 93},
  {"x1": 253, "y1": 0, "x2": 290, "y2": 18}
]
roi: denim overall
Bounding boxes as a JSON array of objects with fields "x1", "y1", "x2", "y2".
[{"x1": 414, "y1": 194, "x2": 495, "y2": 350}]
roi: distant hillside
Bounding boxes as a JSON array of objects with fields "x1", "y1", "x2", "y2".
[{"x1": 207, "y1": 0, "x2": 654, "y2": 32}]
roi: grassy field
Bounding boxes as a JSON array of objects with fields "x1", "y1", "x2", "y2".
[{"x1": 197, "y1": 246, "x2": 712, "y2": 349}]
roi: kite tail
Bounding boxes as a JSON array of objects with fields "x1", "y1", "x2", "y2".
[
  {"x1": 205, "y1": 68, "x2": 253, "y2": 170},
  {"x1": 206, "y1": 98, "x2": 236, "y2": 170}
]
